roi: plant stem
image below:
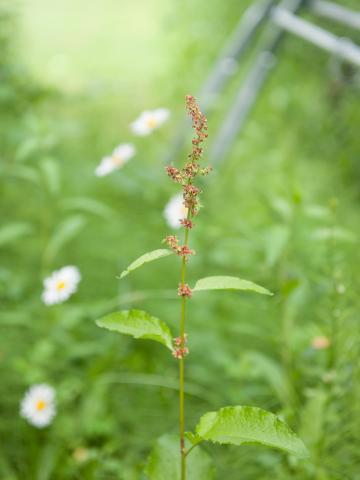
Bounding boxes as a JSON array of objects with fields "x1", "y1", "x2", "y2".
[{"x1": 179, "y1": 222, "x2": 190, "y2": 480}]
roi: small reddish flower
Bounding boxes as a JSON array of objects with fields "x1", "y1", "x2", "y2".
[
  {"x1": 173, "y1": 334, "x2": 188, "y2": 347},
  {"x1": 172, "y1": 346, "x2": 189, "y2": 359},
  {"x1": 179, "y1": 219, "x2": 193, "y2": 229},
  {"x1": 178, "y1": 283, "x2": 192, "y2": 298},
  {"x1": 184, "y1": 184, "x2": 201, "y2": 197},
  {"x1": 166, "y1": 166, "x2": 184, "y2": 184},
  {"x1": 163, "y1": 235, "x2": 179, "y2": 250},
  {"x1": 178, "y1": 245, "x2": 195, "y2": 257},
  {"x1": 199, "y1": 166, "x2": 212, "y2": 176}
]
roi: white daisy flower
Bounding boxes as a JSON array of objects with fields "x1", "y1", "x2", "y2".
[
  {"x1": 42, "y1": 265, "x2": 81, "y2": 305},
  {"x1": 164, "y1": 194, "x2": 188, "y2": 229},
  {"x1": 20, "y1": 384, "x2": 56, "y2": 428},
  {"x1": 131, "y1": 108, "x2": 170, "y2": 136},
  {"x1": 95, "y1": 143, "x2": 135, "y2": 177}
]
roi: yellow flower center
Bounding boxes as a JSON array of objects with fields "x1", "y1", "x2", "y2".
[
  {"x1": 56, "y1": 281, "x2": 66, "y2": 291},
  {"x1": 111, "y1": 154, "x2": 124, "y2": 166},
  {"x1": 146, "y1": 116, "x2": 157, "y2": 129},
  {"x1": 36, "y1": 400, "x2": 46, "y2": 411}
]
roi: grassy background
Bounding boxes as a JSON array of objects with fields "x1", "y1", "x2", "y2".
[{"x1": 1, "y1": 0, "x2": 360, "y2": 478}]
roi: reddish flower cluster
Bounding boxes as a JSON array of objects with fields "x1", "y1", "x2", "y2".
[
  {"x1": 166, "y1": 166, "x2": 183, "y2": 184},
  {"x1": 163, "y1": 236, "x2": 195, "y2": 259},
  {"x1": 174, "y1": 333, "x2": 188, "y2": 346},
  {"x1": 179, "y1": 219, "x2": 193, "y2": 229},
  {"x1": 172, "y1": 346, "x2": 189, "y2": 359},
  {"x1": 178, "y1": 283, "x2": 192, "y2": 298},
  {"x1": 172, "y1": 334, "x2": 189, "y2": 359}
]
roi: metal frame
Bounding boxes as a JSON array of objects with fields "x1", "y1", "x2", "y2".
[{"x1": 165, "y1": 0, "x2": 360, "y2": 166}]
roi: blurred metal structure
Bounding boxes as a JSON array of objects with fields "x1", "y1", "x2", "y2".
[
  {"x1": 310, "y1": 0, "x2": 360, "y2": 30},
  {"x1": 165, "y1": 0, "x2": 360, "y2": 166}
]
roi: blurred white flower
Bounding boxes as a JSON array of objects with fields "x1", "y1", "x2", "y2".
[
  {"x1": 131, "y1": 108, "x2": 170, "y2": 136},
  {"x1": 164, "y1": 194, "x2": 188, "y2": 229},
  {"x1": 20, "y1": 384, "x2": 56, "y2": 428},
  {"x1": 42, "y1": 265, "x2": 81, "y2": 305},
  {"x1": 95, "y1": 143, "x2": 135, "y2": 177}
]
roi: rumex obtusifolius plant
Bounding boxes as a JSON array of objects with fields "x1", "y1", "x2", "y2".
[{"x1": 96, "y1": 96, "x2": 308, "y2": 479}]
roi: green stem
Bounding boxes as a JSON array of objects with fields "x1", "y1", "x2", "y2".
[{"x1": 179, "y1": 220, "x2": 190, "y2": 480}]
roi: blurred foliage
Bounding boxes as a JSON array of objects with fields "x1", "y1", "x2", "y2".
[{"x1": 0, "y1": 0, "x2": 360, "y2": 479}]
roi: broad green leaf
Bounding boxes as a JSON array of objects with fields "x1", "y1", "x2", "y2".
[
  {"x1": 96, "y1": 309, "x2": 173, "y2": 350},
  {"x1": 119, "y1": 249, "x2": 173, "y2": 279},
  {"x1": 144, "y1": 434, "x2": 215, "y2": 480},
  {"x1": 193, "y1": 276, "x2": 273, "y2": 296},
  {"x1": 0, "y1": 222, "x2": 33, "y2": 247},
  {"x1": 44, "y1": 215, "x2": 87, "y2": 264},
  {"x1": 195, "y1": 406, "x2": 308, "y2": 457}
]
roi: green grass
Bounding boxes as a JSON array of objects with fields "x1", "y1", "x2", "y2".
[{"x1": 1, "y1": 0, "x2": 360, "y2": 478}]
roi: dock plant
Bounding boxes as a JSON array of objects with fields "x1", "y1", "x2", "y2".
[{"x1": 96, "y1": 95, "x2": 308, "y2": 479}]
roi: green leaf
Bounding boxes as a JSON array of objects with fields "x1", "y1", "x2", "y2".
[
  {"x1": 44, "y1": 215, "x2": 87, "y2": 264},
  {"x1": 195, "y1": 406, "x2": 308, "y2": 457},
  {"x1": 144, "y1": 434, "x2": 215, "y2": 480},
  {"x1": 61, "y1": 196, "x2": 116, "y2": 220},
  {"x1": 311, "y1": 227, "x2": 356, "y2": 243},
  {"x1": 40, "y1": 157, "x2": 61, "y2": 195},
  {"x1": 242, "y1": 351, "x2": 293, "y2": 406},
  {"x1": 0, "y1": 222, "x2": 33, "y2": 248},
  {"x1": 96, "y1": 309, "x2": 173, "y2": 350},
  {"x1": 7, "y1": 164, "x2": 40, "y2": 185},
  {"x1": 264, "y1": 225, "x2": 290, "y2": 267},
  {"x1": 299, "y1": 389, "x2": 327, "y2": 450},
  {"x1": 118, "y1": 249, "x2": 173, "y2": 279},
  {"x1": 192, "y1": 276, "x2": 273, "y2": 296}
]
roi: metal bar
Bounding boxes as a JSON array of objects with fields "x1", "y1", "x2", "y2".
[
  {"x1": 311, "y1": 0, "x2": 360, "y2": 31},
  {"x1": 209, "y1": 0, "x2": 306, "y2": 165},
  {"x1": 271, "y1": 7, "x2": 360, "y2": 66},
  {"x1": 199, "y1": 0, "x2": 276, "y2": 109},
  {"x1": 163, "y1": 0, "x2": 273, "y2": 166}
]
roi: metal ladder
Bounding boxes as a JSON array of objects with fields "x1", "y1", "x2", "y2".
[{"x1": 165, "y1": 0, "x2": 360, "y2": 166}]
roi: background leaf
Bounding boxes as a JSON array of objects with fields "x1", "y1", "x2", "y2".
[
  {"x1": 195, "y1": 406, "x2": 308, "y2": 457},
  {"x1": 0, "y1": 222, "x2": 33, "y2": 248},
  {"x1": 119, "y1": 249, "x2": 173, "y2": 279},
  {"x1": 144, "y1": 434, "x2": 215, "y2": 480},
  {"x1": 40, "y1": 157, "x2": 61, "y2": 195},
  {"x1": 43, "y1": 214, "x2": 87, "y2": 264},
  {"x1": 193, "y1": 276, "x2": 273, "y2": 296},
  {"x1": 61, "y1": 196, "x2": 116, "y2": 220},
  {"x1": 96, "y1": 309, "x2": 174, "y2": 350}
]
